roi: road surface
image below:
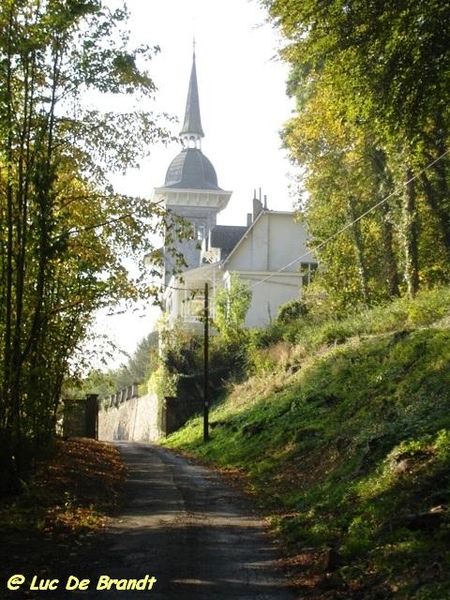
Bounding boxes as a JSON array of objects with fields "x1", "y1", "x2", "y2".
[{"x1": 75, "y1": 442, "x2": 297, "y2": 600}]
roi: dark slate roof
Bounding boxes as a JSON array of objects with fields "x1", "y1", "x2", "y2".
[
  {"x1": 164, "y1": 148, "x2": 221, "y2": 190},
  {"x1": 180, "y1": 53, "x2": 204, "y2": 138},
  {"x1": 210, "y1": 225, "x2": 248, "y2": 258}
]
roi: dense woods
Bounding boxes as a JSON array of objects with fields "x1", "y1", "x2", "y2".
[
  {"x1": 262, "y1": 0, "x2": 450, "y2": 311},
  {"x1": 0, "y1": 0, "x2": 170, "y2": 489}
]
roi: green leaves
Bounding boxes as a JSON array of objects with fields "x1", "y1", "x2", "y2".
[
  {"x1": 264, "y1": 0, "x2": 450, "y2": 309},
  {"x1": 0, "y1": 0, "x2": 171, "y2": 484},
  {"x1": 214, "y1": 272, "x2": 252, "y2": 342}
]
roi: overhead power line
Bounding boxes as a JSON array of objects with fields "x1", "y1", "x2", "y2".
[
  {"x1": 251, "y1": 147, "x2": 450, "y2": 289},
  {"x1": 140, "y1": 147, "x2": 450, "y2": 297}
]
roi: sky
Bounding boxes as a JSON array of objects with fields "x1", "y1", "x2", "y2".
[{"x1": 92, "y1": 0, "x2": 299, "y2": 367}]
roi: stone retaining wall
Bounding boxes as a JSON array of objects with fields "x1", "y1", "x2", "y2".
[
  {"x1": 98, "y1": 372, "x2": 215, "y2": 442},
  {"x1": 98, "y1": 392, "x2": 161, "y2": 442}
]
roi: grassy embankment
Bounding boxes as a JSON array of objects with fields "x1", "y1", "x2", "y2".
[{"x1": 163, "y1": 287, "x2": 450, "y2": 599}]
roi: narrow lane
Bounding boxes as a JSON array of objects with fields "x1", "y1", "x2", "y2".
[{"x1": 79, "y1": 442, "x2": 296, "y2": 600}]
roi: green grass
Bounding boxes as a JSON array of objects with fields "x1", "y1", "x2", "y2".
[{"x1": 162, "y1": 287, "x2": 450, "y2": 599}]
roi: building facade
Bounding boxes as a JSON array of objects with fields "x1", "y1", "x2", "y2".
[{"x1": 153, "y1": 49, "x2": 317, "y2": 328}]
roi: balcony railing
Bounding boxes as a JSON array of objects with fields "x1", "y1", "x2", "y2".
[{"x1": 202, "y1": 247, "x2": 220, "y2": 264}]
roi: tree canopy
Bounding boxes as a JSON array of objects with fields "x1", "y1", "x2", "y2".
[
  {"x1": 262, "y1": 0, "x2": 450, "y2": 311},
  {"x1": 0, "y1": 0, "x2": 173, "y2": 489}
]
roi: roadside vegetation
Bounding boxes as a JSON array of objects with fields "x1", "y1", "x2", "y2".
[
  {"x1": 0, "y1": 0, "x2": 180, "y2": 493},
  {"x1": 0, "y1": 438, "x2": 124, "y2": 589},
  {"x1": 163, "y1": 286, "x2": 450, "y2": 599}
]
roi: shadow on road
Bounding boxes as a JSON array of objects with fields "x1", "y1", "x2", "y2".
[{"x1": 64, "y1": 442, "x2": 297, "y2": 600}]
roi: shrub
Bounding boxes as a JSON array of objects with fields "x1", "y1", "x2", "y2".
[{"x1": 276, "y1": 298, "x2": 309, "y2": 324}]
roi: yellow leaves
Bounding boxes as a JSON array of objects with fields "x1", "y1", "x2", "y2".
[
  {"x1": 43, "y1": 505, "x2": 104, "y2": 534},
  {"x1": 0, "y1": 437, "x2": 124, "y2": 583},
  {"x1": 284, "y1": 79, "x2": 364, "y2": 177}
]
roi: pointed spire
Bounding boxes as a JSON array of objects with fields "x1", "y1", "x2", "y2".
[{"x1": 180, "y1": 41, "x2": 204, "y2": 148}]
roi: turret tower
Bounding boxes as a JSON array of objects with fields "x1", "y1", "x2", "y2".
[{"x1": 153, "y1": 46, "x2": 232, "y2": 280}]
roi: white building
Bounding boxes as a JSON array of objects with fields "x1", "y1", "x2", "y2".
[{"x1": 153, "y1": 49, "x2": 316, "y2": 329}]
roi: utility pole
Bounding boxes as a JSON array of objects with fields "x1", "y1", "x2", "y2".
[{"x1": 203, "y1": 282, "x2": 209, "y2": 442}]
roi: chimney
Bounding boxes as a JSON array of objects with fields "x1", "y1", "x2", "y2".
[{"x1": 252, "y1": 188, "x2": 263, "y2": 221}]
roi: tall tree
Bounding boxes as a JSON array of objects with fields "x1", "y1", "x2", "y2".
[
  {"x1": 0, "y1": 0, "x2": 172, "y2": 489},
  {"x1": 263, "y1": 0, "x2": 450, "y2": 306}
]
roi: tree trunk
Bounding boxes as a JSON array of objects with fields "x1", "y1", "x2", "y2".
[
  {"x1": 347, "y1": 196, "x2": 370, "y2": 305},
  {"x1": 371, "y1": 148, "x2": 400, "y2": 298},
  {"x1": 380, "y1": 201, "x2": 400, "y2": 297},
  {"x1": 403, "y1": 168, "x2": 420, "y2": 297}
]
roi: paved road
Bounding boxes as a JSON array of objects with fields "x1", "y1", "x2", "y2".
[{"x1": 76, "y1": 442, "x2": 296, "y2": 600}]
